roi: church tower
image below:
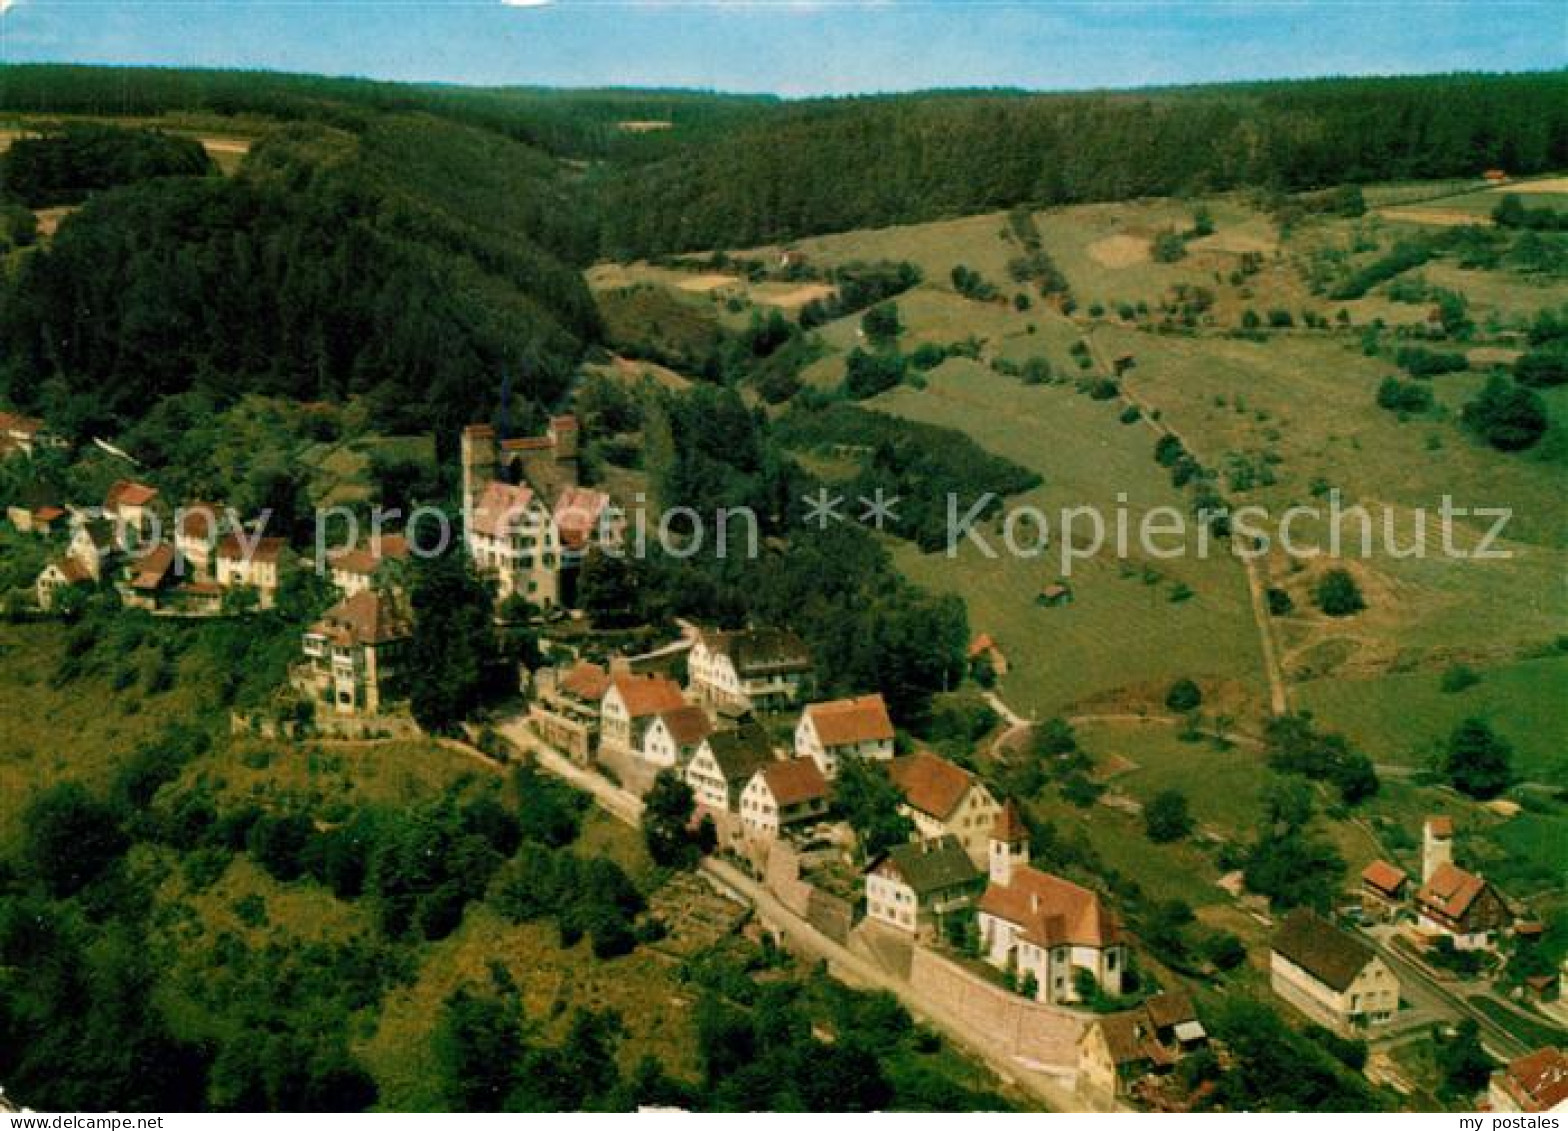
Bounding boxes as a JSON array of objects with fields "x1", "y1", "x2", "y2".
[
  {"x1": 988, "y1": 799, "x2": 1030, "y2": 886},
  {"x1": 1422, "y1": 815, "x2": 1454, "y2": 883}
]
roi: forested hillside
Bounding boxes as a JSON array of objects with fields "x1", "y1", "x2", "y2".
[
  {"x1": 595, "y1": 74, "x2": 1568, "y2": 253},
  {"x1": 0, "y1": 113, "x2": 599, "y2": 443}
]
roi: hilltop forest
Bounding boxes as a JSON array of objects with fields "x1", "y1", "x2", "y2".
[{"x1": 1, "y1": 66, "x2": 1565, "y2": 437}]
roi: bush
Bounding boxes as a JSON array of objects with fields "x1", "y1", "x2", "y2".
[
  {"x1": 1164, "y1": 678, "x2": 1203, "y2": 712},
  {"x1": 1144, "y1": 789, "x2": 1194, "y2": 843},
  {"x1": 1440, "y1": 664, "x2": 1481, "y2": 693},
  {"x1": 1151, "y1": 229, "x2": 1188, "y2": 263},
  {"x1": 1314, "y1": 569, "x2": 1365, "y2": 617},
  {"x1": 1395, "y1": 345, "x2": 1468, "y2": 377},
  {"x1": 1514, "y1": 349, "x2": 1568, "y2": 388},
  {"x1": 1462, "y1": 375, "x2": 1549, "y2": 451},
  {"x1": 1376, "y1": 376, "x2": 1433, "y2": 414}
]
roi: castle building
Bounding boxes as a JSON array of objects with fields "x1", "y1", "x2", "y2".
[{"x1": 460, "y1": 415, "x2": 616, "y2": 609}]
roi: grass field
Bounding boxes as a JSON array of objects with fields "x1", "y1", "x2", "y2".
[
  {"x1": 1296, "y1": 653, "x2": 1568, "y2": 779},
  {"x1": 871, "y1": 359, "x2": 1266, "y2": 719}
]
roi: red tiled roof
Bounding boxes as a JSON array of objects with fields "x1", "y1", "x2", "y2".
[
  {"x1": 559, "y1": 661, "x2": 610, "y2": 702},
  {"x1": 311, "y1": 590, "x2": 411, "y2": 647},
  {"x1": 217, "y1": 534, "x2": 286, "y2": 563},
  {"x1": 329, "y1": 534, "x2": 410, "y2": 575},
  {"x1": 470, "y1": 480, "x2": 539, "y2": 539},
  {"x1": 1361, "y1": 860, "x2": 1408, "y2": 896},
  {"x1": 1500, "y1": 1048, "x2": 1568, "y2": 1113},
  {"x1": 550, "y1": 414, "x2": 579, "y2": 433},
  {"x1": 104, "y1": 479, "x2": 158, "y2": 511},
  {"x1": 1427, "y1": 815, "x2": 1454, "y2": 837},
  {"x1": 0, "y1": 410, "x2": 45, "y2": 436},
  {"x1": 131, "y1": 544, "x2": 177, "y2": 591},
  {"x1": 968, "y1": 633, "x2": 997, "y2": 658},
  {"x1": 177, "y1": 503, "x2": 224, "y2": 540},
  {"x1": 47, "y1": 555, "x2": 92, "y2": 584},
  {"x1": 1418, "y1": 862, "x2": 1488, "y2": 920},
  {"x1": 610, "y1": 673, "x2": 686, "y2": 719},
  {"x1": 888, "y1": 750, "x2": 976, "y2": 821},
  {"x1": 993, "y1": 798, "x2": 1029, "y2": 842},
  {"x1": 657, "y1": 704, "x2": 711, "y2": 746},
  {"x1": 553, "y1": 486, "x2": 611, "y2": 551},
  {"x1": 32, "y1": 506, "x2": 65, "y2": 523},
  {"x1": 758, "y1": 757, "x2": 829, "y2": 808},
  {"x1": 806, "y1": 694, "x2": 894, "y2": 747},
  {"x1": 980, "y1": 866, "x2": 1119, "y2": 949}
]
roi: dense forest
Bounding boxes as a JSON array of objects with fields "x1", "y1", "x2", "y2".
[
  {"x1": 0, "y1": 113, "x2": 599, "y2": 445},
  {"x1": 595, "y1": 73, "x2": 1568, "y2": 253}
]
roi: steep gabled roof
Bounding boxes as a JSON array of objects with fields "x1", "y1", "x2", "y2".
[
  {"x1": 217, "y1": 534, "x2": 286, "y2": 564},
  {"x1": 1499, "y1": 1048, "x2": 1568, "y2": 1113},
  {"x1": 311, "y1": 590, "x2": 411, "y2": 647},
  {"x1": 104, "y1": 479, "x2": 158, "y2": 511},
  {"x1": 703, "y1": 627, "x2": 813, "y2": 677},
  {"x1": 559, "y1": 660, "x2": 610, "y2": 703},
  {"x1": 872, "y1": 835, "x2": 980, "y2": 897},
  {"x1": 46, "y1": 555, "x2": 92, "y2": 585},
  {"x1": 1271, "y1": 908, "x2": 1375, "y2": 992},
  {"x1": 329, "y1": 534, "x2": 409, "y2": 575},
  {"x1": 980, "y1": 866, "x2": 1119, "y2": 949},
  {"x1": 657, "y1": 704, "x2": 712, "y2": 747},
  {"x1": 470, "y1": 480, "x2": 541, "y2": 539},
  {"x1": 806, "y1": 694, "x2": 895, "y2": 747},
  {"x1": 1361, "y1": 859, "x2": 1408, "y2": 896},
  {"x1": 130, "y1": 544, "x2": 178, "y2": 591},
  {"x1": 756, "y1": 757, "x2": 829, "y2": 809},
  {"x1": 702, "y1": 724, "x2": 776, "y2": 786},
  {"x1": 553, "y1": 486, "x2": 611, "y2": 551},
  {"x1": 1417, "y1": 862, "x2": 1489, "y2": 920},
  {"x1": 177, "y1": 503, "x2": 225, "y2": 541},
  {"x1": 992, "y1": 798, "x2": 1029, "y2": 843},
  {"x1": 888, "y1": 750, "x2": 977, "y2": 821},
  {"x1": 609, "y1": 674, "x2": 686, "y2": 720}
]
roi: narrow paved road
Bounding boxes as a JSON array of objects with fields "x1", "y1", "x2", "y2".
[{"x1": 1359, "y1": 931, "x2": 1530, "y2": 1062}]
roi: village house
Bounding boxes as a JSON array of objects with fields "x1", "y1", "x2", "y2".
[
  {"x1": 34, "y1": 555, "x2": 93, "y2": 610},
  {"x1": 6, "y1": 483, "x2": 65, "y2": 535},
  {"x1": 64, "y1": 516, "x2": 117, "y2": 581},
  {"x1": 329, "y1": 533, "x2": 410, "y2": 596},
  {"x1": 295, "y1": 589, "x2": 411, "y2": 715},
  {"x1": 688, "y1": 627, "x2": 813, "y2": 715},
  {"x1": 863, "y1": 835, "x2": 982, "y2": 938},
  {"x1": 685, "y1": 722, "x2": 777, "y2": 819},
  {"x1": 640, "y1": 704, "x2": 712, "y2": 770},
  {"x1": 1489, "y1": 1048, "x2": 1568, "y2": 1114},
  {"x1": 887, "y1": 749, "x2": 1002, "y2": 864},
  {"x1": 795, "y1": 694, "x2": 895, "y2": 779},
  {"x1": 530, "y1": 660, "x2": 610, "y2": 763},
  {"x1": 967, "y1": 633, "x2": 1009, "y2": 677},
  {"x1": 0, "y1": 410, "x2": 64, "y2": 458},
  {"x1": 215, "y1": 534, "x2": 287, "y2": 610},
  {"x1": 174, "y1": 503, "x2": 229, "y2": 580},
  {"x1": 1360, "y1": 859, "x2": 1409, "y2": 923},
  {"x1": 1078, "y1": 992, "x2": 1208, "y2": 1109},
  {"x1": 738, "y1": 757, "x2": 830, "y2": 840},
  {"x1": 1270, "y1": 907, "x2": 1399, "y2": 1037},
  {"x1": 120, "y1": 543, "x2": 217, "y2": 613},
  {"x1": 978, "y1": 802, "x2": 1126, "y2": 1005},
  {"x1": 600, "y1": 673, "x2": 687, "y2": 752},
  {"x1": 103, "y1": 480, "x2": 161, "y2": 548},
  {"x1": 460, "y1": 416, "x2": 616, "y2": 608},
  {"x1": 1415, "y1": 816, "x2": 1510, "y2": 950}
]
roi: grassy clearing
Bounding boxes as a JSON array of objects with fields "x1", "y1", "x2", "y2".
[
  {"x1": 872, "y1": 359, "x2": 1265, "y2": 718},
  {"x1": 1295, "y1": 654, "x2": 1568, "y2": 779}
]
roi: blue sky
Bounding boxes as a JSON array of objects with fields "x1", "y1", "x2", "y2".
[{"x1": 0, "y1": 1, "x2": 1562, "y2": 97}]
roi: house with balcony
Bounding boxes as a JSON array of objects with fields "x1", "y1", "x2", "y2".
[
  {"x1": 739, "y1": 757, "x2": 830, "y2": 840},
  {"x1": 795, "y1": 693, "x2": 895, "y2": 779},
  {"x1": 295, "y1": 590, "x2": 411, "y2": 715},
  {"x1": 864, "y1": 835, "x2": 982, "y2": 938},
  {"x1": 887, "y1": 748, "x2": 1001, "y2": 865},
  {"x1": 531, "y1": 660, "x2": 611, "y2": 763},
  {"x1": 689, "y1": 627, "x2": 813, "y2": 715}
]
